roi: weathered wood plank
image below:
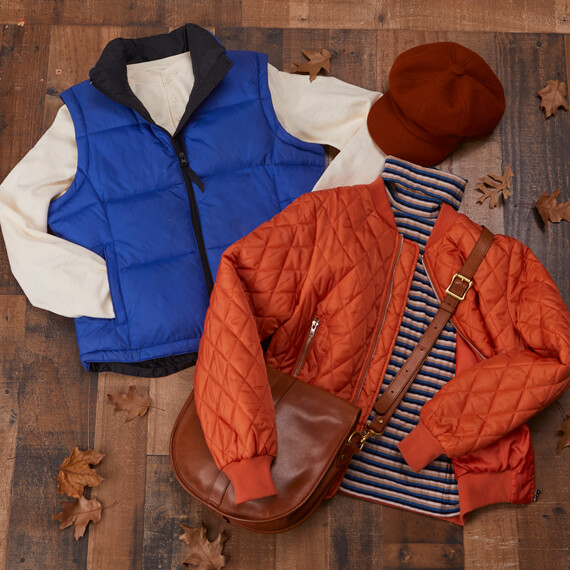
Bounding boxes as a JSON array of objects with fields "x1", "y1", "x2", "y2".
[
  {"x1": 464, "y1": 505, "x2": 520, "y2": 569},
  {"x1": 325, "y1": 495, "x2": 384, "y2": 570},
  {"x1": 0, "y1": 295, "x2": 26, "y2": 570},
  {"x1": 382, "y1": 508, "x2": 463, "y2": 570},
  {"x1": 87, "y1": 372, "x2": 150, "y2": 570},
  {"x1": 146, "y1": 367, "x2": 194, "y2": 456},
  {"x1": 44, "y1": 23, "x2": 167, "y2": 128},
  {"x1": 273, "y1": 501, "x2": 330, "y2": 570},
  {"x1": 5, "y1": 305, "x2": 94, "y2": 569},
  {"x1": 241, "y1": 0, "x2": 570, "y2": 33},
  {"x1": 144, "y1": 455, "x2": 280, "y2": 570},
  {"x1": 162, "y1": 0, "x2": 243, "y2": 30},
  {"x1": 0, "y1": 24, "x2": 50, "y2": 295},
  {"x1": 2, "y1": 1, "x2": 570, "y2": 32},
  {"x1": 0, "y1": 1, "x2": 160, "y2": 26},
  {"x1": 0, "y1": 24, "x2": 50, "y2": 180},
  {"x1": 382, "y1": 542, "x2": 463, "y2": 569},
  {"x1": 142, "y1": 455, "x2": 193, "y2": 569},
  {"x1": 215, "y1": 27, "x2": 284, "y2": 68},
  {"x1": 497, "y1": 32, "x2": 570, "y2": 306},
  {"x1": 514, "y1": 393, "x2": 570, "y2": 570},
  {"x1": 283, "y1": 28, "x2": 378, "y2": 90}
]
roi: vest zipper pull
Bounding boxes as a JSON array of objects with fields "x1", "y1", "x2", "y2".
[
  {"x1": 178, "y1": 151, "x2": 205, "y2": 192},
  {"x1": 178, "y1": 152, "x2": 189, "y2": 168}
]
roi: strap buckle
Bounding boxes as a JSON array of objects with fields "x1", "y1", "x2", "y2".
[
  {"x1": 445, "y1": 273, "x2": 473, "y2": 301},
  {"x1": 347, "y1": 428, "x2": 379, "y2": 452}
]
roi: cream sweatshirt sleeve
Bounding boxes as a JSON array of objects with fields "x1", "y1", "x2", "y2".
[
  {"x1": 0, "y1": 65, "x2": 384, "y2": 319},
  {"x1": 0, "y1": 105, "x2": 116, "y2": 318},
  {"x1": 267, "y1": 64, "x2": 385, "y2": 190}
]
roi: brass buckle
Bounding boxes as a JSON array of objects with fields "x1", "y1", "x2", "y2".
[
  {"x1": 445, "y1": 273, "x2": 473, "y2": 301},
  {"x1": 347, "y1": 428, "x2": 379, "y2": 452}
]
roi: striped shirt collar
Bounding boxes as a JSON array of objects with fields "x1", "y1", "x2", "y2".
[{"x1": 382, "y1": 156, "x2": 467, "y2": 216}]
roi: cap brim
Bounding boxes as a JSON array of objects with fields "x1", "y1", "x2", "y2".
[{"x1": 367, "y1": 93, "x2": 460, "y2": 167}]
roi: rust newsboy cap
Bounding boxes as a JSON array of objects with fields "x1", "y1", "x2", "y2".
[{"x1": 368, "y1": 42, "x2": 505, "y2": 166}]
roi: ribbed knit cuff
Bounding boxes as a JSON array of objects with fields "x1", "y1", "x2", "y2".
[
  {"x1": 223, "y1": 456, "x2": 277, "y2": 504},
  {"x1": 398, "y1": 420, "x2": 445, "y2": 472},
  {"x1": 456, "y1": 470, "x2": 513, "y2": 523}
]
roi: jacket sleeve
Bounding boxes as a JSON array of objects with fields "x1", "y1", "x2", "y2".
[
  {"x1": 193, "y1": 194, "x2": 318, "y2": 504},
  {"x1": 0, "y1": 105, "x2": 115, "y2": 319},
  {"x1": 399, "y1": 240, "x2": 570, "y2": 471}
]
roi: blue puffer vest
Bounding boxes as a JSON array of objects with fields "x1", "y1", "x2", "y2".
[{"x1": 47, "y1": 24, "x2": 325, "y2": 377}]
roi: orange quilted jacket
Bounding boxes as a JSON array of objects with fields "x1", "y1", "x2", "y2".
[{"x1": 193, "y1": 172, "x2": 570, "y2": 521}]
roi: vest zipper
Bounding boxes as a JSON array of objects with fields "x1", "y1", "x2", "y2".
[
  {"x1": 172, "y1": 137, "x2": 214, "y2": 295},
  {"x1": 420, "y1": 255, "x2": 487, "y2": 362},
  {"x1": 352, "y1": 234, "x2": 404, "y2": 404},
  {"x1": 293, "y1": 317, "x2": 320, "y2": 377}
]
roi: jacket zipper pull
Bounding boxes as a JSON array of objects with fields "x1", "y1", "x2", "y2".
[{"x1": 293, "y1": 317, "x2": 320, "y2": 377}]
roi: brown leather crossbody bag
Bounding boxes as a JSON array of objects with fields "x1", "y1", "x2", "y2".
[{"x1": 169, "y1": 227, "x2": 494, "y2": 533}]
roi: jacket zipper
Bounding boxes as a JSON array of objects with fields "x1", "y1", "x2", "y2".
[
  {"x1": 420, "y1": 255, "x2": 486, "y2": 361},
  {"x1": 171, "y1": 136, "x2": 214, "y2": 295},
  {"x1": 352, "y1": 235, "x2": 404, "y2": 404},
  {"x1": 293, "y1": 317, "x2": 320, "y2": 377}
]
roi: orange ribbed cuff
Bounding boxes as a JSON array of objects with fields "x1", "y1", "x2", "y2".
[
  {"x1": 223, "y1": 455, "x2": 277, "y2": 504},
  {"x1": 398, "y1": 420, "x2": 445, "y2": 472},
  {"x1": 456, "y1": 470, "x2": 513, "y2": 523}
]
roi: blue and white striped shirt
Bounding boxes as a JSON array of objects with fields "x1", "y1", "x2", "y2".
[{"x1": 340, "y1": 157, "x2": 466, "y2": 519}]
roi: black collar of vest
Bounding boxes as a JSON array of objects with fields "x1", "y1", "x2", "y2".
[{"x1": 89, "y1": 23, "x2": 233, "y2": 136}]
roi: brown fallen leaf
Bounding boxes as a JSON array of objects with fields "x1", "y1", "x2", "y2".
[
  {"x1": 537, "y1": 80, "x2": 569, "y2": 118},
  {"x1": 556, "y1": 415, "x2": 570, "y2": 454},
  {"x1": 535, "y1": 188, "x2": 570, "y2": 225},
  {"x1": 107, "y1": 385, "x2": 150, "y2": 421},
  {"x1": 179, "y1": 522, "x2": 228, "y2": 569},
  {"x1": 476, "y1": 164, "x2": 514, "y2": 209},
  {"x1": 290, "y1": 48, "x2": 332, "y2": 82},
  {"x1": 51, "y1": 496, "x2": 102, "y2": 540},
  {"x1": 57, "y1": 447, "x2": 105, "y2": 499}
]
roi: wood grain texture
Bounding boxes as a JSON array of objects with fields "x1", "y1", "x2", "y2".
[
  {"x1": 0, "y1": 24, "x2": 50, "y2": 295},
  {"x1": 382, "y1": 508, "x2": 463, "y2": 570},
  {"x1": 464, "y1": 505, "x2": 520, "y2": 569},
  {"x1": 5, "y1": 305, "x2": 94, "y2": 569},
  {"x1": 2, "y1": 0, "x2": 570, "y2": 33},
  {"x1": 87, "y1": 372, "x2": 150, "y2": 570},
  {"x1": 241, "y1": 0, "x2": 570, "y2": 33},
  {"x1": 0, "y1": 25, "x2": 50, "y2": 180},
  {"x1": 147, "y1": 367, "x2": 194, "y2": 456},
  {"x1": 215, "y1": 27, "x2": 284, "y2": 68},
  {"x1": 0, "y1": 295, "x2": 26, "y2": 570},
  {"x1": 142, "y1": 455, "x2": 198, "y2": 569},
  {"x1": 283, "y1": 28, "x2": 378, "y2": 90},
  {"x1": 497, "y1": 33, "x2": 570, "y2": 306}
]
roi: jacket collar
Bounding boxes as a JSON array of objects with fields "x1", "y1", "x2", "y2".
[{"x1": 89, "y1": 23, "x2": 233, "y2": 136}]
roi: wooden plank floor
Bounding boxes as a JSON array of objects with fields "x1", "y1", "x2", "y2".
[{"x1": 1, "y1": 3, "x2": 569, "y2": 569}]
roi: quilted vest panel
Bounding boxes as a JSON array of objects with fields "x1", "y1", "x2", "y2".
[{"x1": 48, "y1": 50, "x2": 325, "y2": 376}]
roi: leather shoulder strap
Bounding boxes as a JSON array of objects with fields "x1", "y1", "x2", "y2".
[{"x1": 368, "y1": 227, "x2": 494, "y2": 435}]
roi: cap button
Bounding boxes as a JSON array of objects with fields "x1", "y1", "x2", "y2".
[{"x1": 451, "y1": 63, "x2": 465, "y2": 76}]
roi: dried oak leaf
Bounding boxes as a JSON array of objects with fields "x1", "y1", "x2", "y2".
[
  {"x1": 476, "y1": 164, "x2": 514, "y2": 209},
  {"x1": 57, "y1": 447, "x2": 105, "y2": 499},
  {"x1": 557, "y1": 416, "x2": 570, "y2": 454},
  {"x1": 107, "y1": 385, "x2": 150, "y2": 421},
  {"x1": 179, "y1": 522, "x2": 228, "y2": 570},
  {"x1": 290, "y1": 48, "x2": 332, "y2": 82},
  {"x1": 537, "y1": 80, "x2": 569, "y2": 118},
  {"x1": 51, "y1": 496, "x2": 102, "y2": 540},
  {"x1": 535, "y1": 188, "x2": 570, "y2": 225}
]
